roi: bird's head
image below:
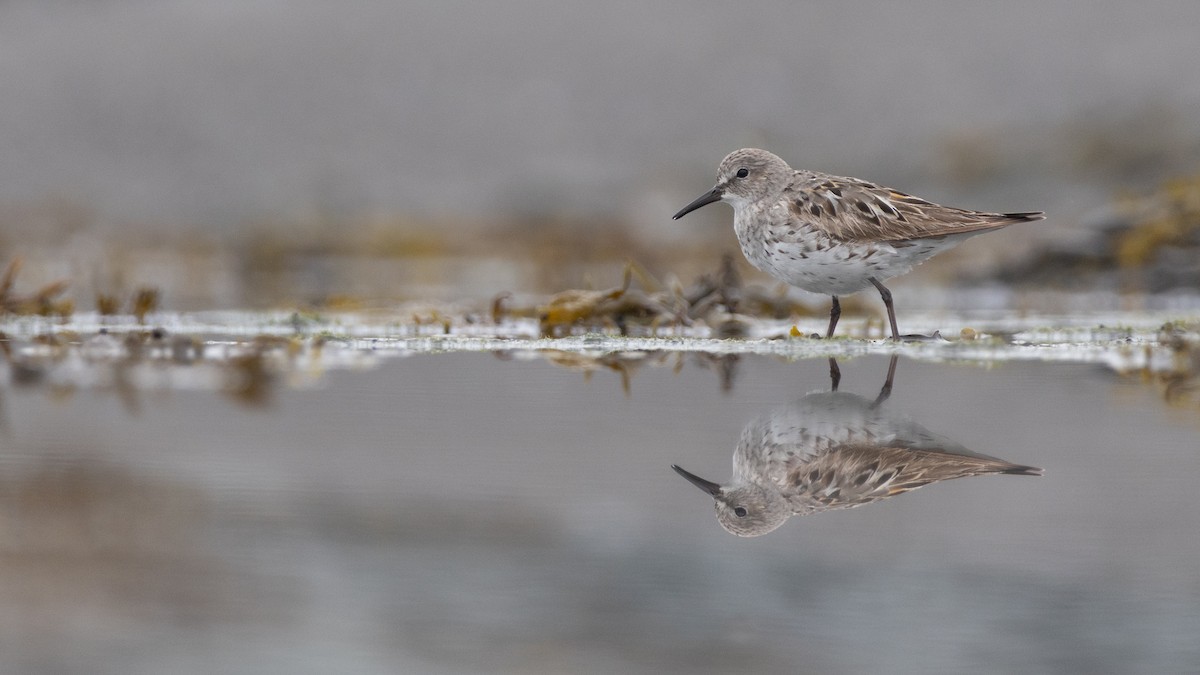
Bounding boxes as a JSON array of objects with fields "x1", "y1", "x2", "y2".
[{"x1": 673, "y1": 148, "x2": 793, "y2": 219}]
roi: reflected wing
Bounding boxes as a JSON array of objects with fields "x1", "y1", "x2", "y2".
[
  {"x1": 785, "y1": 443, "x2": 1041, "y2": 513},
  {"x1": 785, "y1": 172, "x2": 1043, "y2": 243}
]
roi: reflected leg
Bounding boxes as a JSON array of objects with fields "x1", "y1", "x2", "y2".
[
  {"x1": 828, "y1": 358, "x2": 841, "y2": 391},
  {"x1": 871, "y1": 354, "x2": 899, "y2": 408}
]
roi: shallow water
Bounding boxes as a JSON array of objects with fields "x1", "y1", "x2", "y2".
[{"x1": 2, "y1": 317, "x2": 1199, "y2": 673}]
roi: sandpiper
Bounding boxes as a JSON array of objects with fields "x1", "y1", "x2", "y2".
[
  {"x1": 673, "y1": 148, "x2": 1044, "y2": 340},
  {"x1": 672, "y1": 356, "x2": 1041, "y2": 536}
]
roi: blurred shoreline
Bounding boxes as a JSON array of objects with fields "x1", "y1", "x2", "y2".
[{"x1": 3, "y1": 171, "x2": 1198, "y2": 312}]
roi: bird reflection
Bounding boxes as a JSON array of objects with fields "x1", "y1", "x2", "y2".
[{"x1": 672, "y1": 356, "x2": 1041, "y2": 536}]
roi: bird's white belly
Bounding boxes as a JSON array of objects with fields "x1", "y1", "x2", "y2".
[{"x1": 736, "y1": 222, "x2": 952, "y2": 296}]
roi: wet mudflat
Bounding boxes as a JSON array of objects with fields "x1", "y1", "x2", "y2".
[{"x1": 1, "y1": 315, "x2": 1198, "y2": 674}]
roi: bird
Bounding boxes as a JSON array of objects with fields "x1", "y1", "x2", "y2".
[
  {"x1": 672, "y1": 148, "x2": 1044, "y2": 340},
  {"x1": 671, "y1": 356, "x2": 1041, "y2": 536}
]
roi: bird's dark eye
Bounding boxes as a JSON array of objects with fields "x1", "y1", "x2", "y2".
[
  {"x1": 735, "y1": 168, "x2": 749, "y2": 179},
  {"x1": 734, "y1": 507, "x2": 748, "y2": 517}
]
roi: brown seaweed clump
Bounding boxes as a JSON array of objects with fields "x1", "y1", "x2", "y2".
[
  {"x1": 497, "y1": 257, "x2": 830, "y2": 338},
  {"x1": 0, "y1": 258, "x2": 72, "y2": 318}
]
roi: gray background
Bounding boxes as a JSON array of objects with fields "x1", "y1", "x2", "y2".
[{"x1": 1, "y1": 1, "x2": 1197, "y2": 231}]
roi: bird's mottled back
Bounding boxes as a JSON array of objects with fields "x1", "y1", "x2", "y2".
[
  {"x1": 784, "y1": 171, "x2": 1044, "y2": 243},
  {"x1": 716, "y1": 147, "x2": 1044, "y2": 243}
]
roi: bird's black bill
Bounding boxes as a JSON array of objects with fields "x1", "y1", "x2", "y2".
[
  {"x1": 671, "y1": 464, "x2": 722, "y2": 497},
  {"x1": 672, "y1": 188, "x2": 722, "y2": 220}
]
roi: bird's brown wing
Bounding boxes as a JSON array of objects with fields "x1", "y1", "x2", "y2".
[{"x1": 785, "y1": 172, "x2": 1043, "y2": 244}]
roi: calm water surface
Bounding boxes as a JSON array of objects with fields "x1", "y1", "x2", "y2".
[{"x1": 2, "y1": 352, "x2": 1198, "y2": 673}]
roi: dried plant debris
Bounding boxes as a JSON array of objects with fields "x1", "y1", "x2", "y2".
[
  {"x1": 513, "y1": 257, "x2": 830, "y2": 338},
  {"x1": 95, "y1": 293, "x2": 121, "y2": 316},
  {"x1": 131, "y1": 287, "x2": 160, "y2": 324},
  {"x1": 0, "y1": 258, "x2": 72, "y2": 318},
  {"x1": 489, "y1": 255, "x2": 891, "y2": 339},
  {"x1": 533, "y1": 261, "x2": 687, "y2": 337},
  {"x1": 93, "y1": 286, "x2": 162, "y2": 322}
]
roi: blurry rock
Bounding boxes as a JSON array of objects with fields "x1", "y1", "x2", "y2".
[{"x1": 993, "y1": 174, "x2": 1200, "y2": 292}]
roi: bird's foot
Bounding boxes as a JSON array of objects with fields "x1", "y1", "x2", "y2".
[{"x1": 886, "y1": 330, "x2": 947, "y2": 343}]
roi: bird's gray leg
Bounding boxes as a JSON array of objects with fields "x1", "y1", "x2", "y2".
[
  {"x1": 870, "y1": 354, "x2": 899, "y2": 408},
  {"x1": 868, "y1": 278, "x2": 899, "y2": 341},
  {"x1": 828, "y1": 358, "x2": 841, "y2": 391},
  {"x1": 825, "y1": 296, "x2": 841, "y2": 339}
]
